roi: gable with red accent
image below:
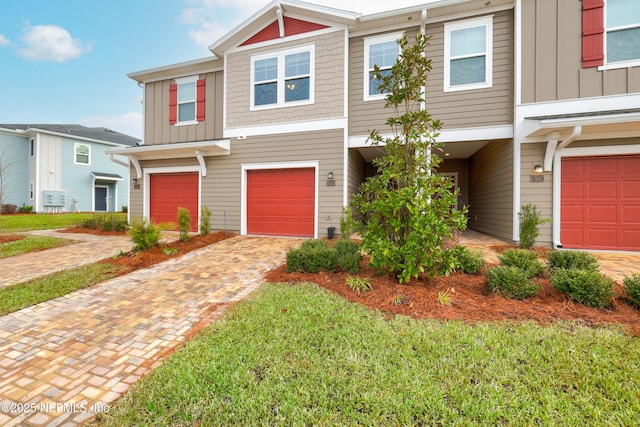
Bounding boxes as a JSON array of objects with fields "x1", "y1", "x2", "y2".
[{"x1": 240, "y1": 17, "x2": 329, "y2": 46}]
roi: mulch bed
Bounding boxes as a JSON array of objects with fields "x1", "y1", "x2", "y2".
[
  {"x1": 265, "y1": 256, "x2": 640, "y2": 337},
  {"x1": 0, "y1": 234, "x2": 26, "y2": 244},
  {"x1": 58, "y1": 227, "x2": 126, "y2": 236}
]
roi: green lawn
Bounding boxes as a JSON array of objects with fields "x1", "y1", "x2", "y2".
[
  {"x1": 0, "y1": 264, "x2": 123, "y2": 315},
  {"x1": 0, "y1": 235, "x2": 74, "y2": 258},
  {"x1": 96, "y1": 283, "x2": 640, "y2": 426},
  {"x1": 0, "y1": 212, "x2": 126, "y2": 232}
]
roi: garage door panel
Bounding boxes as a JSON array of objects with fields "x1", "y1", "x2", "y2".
[
  {"x1": 561, "y1": 155, "x2": 640, "y2": 251},
  {"x1": 150, "y1": 173, "x2": 198, "y2": 231},
  {"x1": 247, "y1": 168, "x2": 315, "y2": 237}
]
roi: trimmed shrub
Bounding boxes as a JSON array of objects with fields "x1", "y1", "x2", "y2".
[
  {"x1": 18, "y1": 205, "x2": 33, "y2": 213},
  {"x1": 454, "y1": 246, "x2": 485, "y2": 274},
  {"x1": 286, "y1": 242, "x2": 338, "y2": 274},
  {"x1": 548, "y1": 250, "x2": 599, "y2": 273},
  {"x1": 518, "y1": 204, "x2": 549, "y2": 249},
  {"x1": 623, "y1": 274, "x2": 640, "y2": 308},
  {"x1": 81, "y1": 217, "x2": 100, "y2": 229},
  {"x1": 121, "y1": 205, "x2": 128, "y2": 213},
  {"x1": 334, "y1": 239, "x2": 362, "y2": 274},
  {"x1": 551, "y1": 268, "x2": 614, "y2": 308},
  {"x1": 177, "y1": 207, "x2": 191, "y2": 242},
  {"x1": 486, "y1": 266, "x2": 539, "y2": 299},
  {"x1": 200, "y1": 206, "x2": 211, "y2": 236},
  {"x1": 1, "y1": 204, "x2": 17, "y2": 214},
  {"x1": 129, "y1": 218, "x2": 162, "y2": 251},
  {"x1": 497, "y1": 249, "x2": 544, "y2": 278}
]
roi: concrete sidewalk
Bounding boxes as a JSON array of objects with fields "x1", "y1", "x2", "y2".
[{"x1": 0, "y1": 235, "x2": 299, "y2": 426}]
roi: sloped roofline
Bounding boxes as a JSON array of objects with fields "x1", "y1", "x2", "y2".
[{"x1": 0, "y1": 124, "x2": 139, "y2": 147}]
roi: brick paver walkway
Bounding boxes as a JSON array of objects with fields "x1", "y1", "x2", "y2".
[
  {"x1": 0, "y1": 231, "x2": 133, "y2": 288},
  {"x1": 0, "y1": 236, "x2": 298, "y2": 426}
]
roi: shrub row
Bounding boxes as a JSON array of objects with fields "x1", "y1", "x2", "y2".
[
  {"x1": 453, "y1": 246, "x2": 485, "y2": 275},
  {"x1": 487, "y1": 249, "x2": 543, "y2": 299},
  {"x1": 287, "y1": 239, "x2": 362, "y2": 274},
  {"x1": 81, "y1": 214, "x2": 128, "y2": 232}
]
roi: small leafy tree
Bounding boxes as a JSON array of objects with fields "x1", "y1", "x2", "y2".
[
  {"x1": 200, "y1": 206, "x2": 211, "y2": 236},
  {"x1": 351, "y1": 32, "x2": 467, "y2": 283},
  {"x1": 339, "y1": 206, "x2": 353, "y2": 239},
  {"x1": 177, "y1": 207, "x2": 191, "y2": 242},
  {"x1": 518, "y1": 204, "x2": 550, "y2": 249}
]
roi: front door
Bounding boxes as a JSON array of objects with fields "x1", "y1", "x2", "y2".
[{"x1": 95, "y1": 186, "x2": 108, "y2": 211}]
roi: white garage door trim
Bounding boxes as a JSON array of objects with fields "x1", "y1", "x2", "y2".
[
  {"x1": 240, "y1": 161, "x2": 319, "y2": 238},
  {"x1": 554, "y1": 144, "x2": 640, "y2": 249},
  {"x1": 143, "y1": 165, "x2": 202, "y2": 225}
]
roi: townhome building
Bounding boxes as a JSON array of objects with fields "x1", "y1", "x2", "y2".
[{"x1": 109, "y1": 0, "x2": 640, "y2": 251}]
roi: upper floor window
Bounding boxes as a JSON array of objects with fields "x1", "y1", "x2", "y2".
[
  {"x1": 364, "y1": 33, "x2": 401, "y2": 101},
  {"x1": 251, "y1": 45, "x2": 314, "y2": 109},
  {"x1": 606, "y1": 0, "x2": 640, "y2": 64},
  {"x1": 74, "y1": 143, "x2": 90, "y2": 165},
  {"x1": 169, "y1": 75, "x2": 206, "y2": 125},
  {"x1": 444, "y1": 16, "x2": 493, "y2": 92}
]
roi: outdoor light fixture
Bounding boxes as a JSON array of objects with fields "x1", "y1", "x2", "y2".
[
  {"x1": 327, "y1": 171, "x2": 334, "y2": 180},
  {"x1": 533, "y1": 164, "x2": 544, "y2": 173},
  {"x1": 131, "y1": 178, "x2": 138, "y2": 185}
]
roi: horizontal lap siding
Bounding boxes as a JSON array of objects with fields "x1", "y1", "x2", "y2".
[
  {"x1": 145, "y1": 71, "x2": 223, "y2": 145},
  {"x1": 521, "y1": 0, "x2": 640, "y2": 103},
  {"x1": 200, "y1": 129, "x2": 344, "y2": 236},
  {"x1": 468, "y1": 139, "x2": 514, "y2": 241},
  {"x1": 520, "y1": 142, "x2": 552, "y2": 245},
  {"x1": 225, "y1": 31, "x2": 345, "y2": 128}
]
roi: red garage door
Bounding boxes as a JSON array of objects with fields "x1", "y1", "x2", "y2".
[
  {"x1": 247, "y1": 168, "x2": 315, "y2": 237},
  {"x1": 149, "y1": 172, "x2": 199, "y2": 231},
  {"x1": 561, "y1": 155, "x2": 640, "y2": 251}
]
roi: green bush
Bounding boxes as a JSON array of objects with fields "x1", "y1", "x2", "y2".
[
  {"x1": 335, "y1": 239, "x2": 362, "y2": 274},
  {"x1": 454, "y1": 246, "x2": 485, "y2": 274},
  {"x1": 339, "y1": 207, "x2": 353, "y2": 239},
  {"x1": 18, "y1": 205, "x2": 33, "y2": 213},
  {"x1": 81, "y1": 214, "x2": 128, "y2": 232},
  {"x1": 346, "y1": 275, "x2": 372, "y2": 294},
  {"x1": 177, "y1": 207, "x2": 191, "y2": 242},
  {"x1": 518, "y1": 204, "x2": 549, "y2": 249},
  {"x1": 498, "y1": 249, "x2": 544, "y2": 278},
  {"x1": 300, "y1": 239, "x2": 329, "y2": 251},
  {"x1": 121, "y1": 205, "x2": 128, "y2": 213},
  {"x1": 81, "y1": 217, "x2": 100, "y2": 229},
  {"x1": 286, "y1": 244, "x2": 338, "y2": 274},
  {"x1": 129, "y1": 218, "x2": 162, "y2": 251},
  {"x1": 548, "y1": 251, "x2": 599, "y2": 273},
  {"x1": 486, "y1": 266, "x2": 539, "y2": 299},
  {"x1": 551, "y1": 268, "x2": 614, "y2": 308},
  {"x1": 200, "y1": 206, "x2": 211, "y2": 236},
  {"x1": 623, "y1": 274, "x2": 640, "y2": 308}
]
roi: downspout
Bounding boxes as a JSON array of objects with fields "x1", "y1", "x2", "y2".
[{"x1": 552, "y1": 125, "x2": 582, "y2": 248}]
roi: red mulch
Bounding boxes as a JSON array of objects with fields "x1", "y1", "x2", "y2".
[
  {"x1": 265, "y1": 256, "x2": 640, "y2": 337},
  {"x1": 0, "y1": 234, "x2": 26, "y2": 244}
]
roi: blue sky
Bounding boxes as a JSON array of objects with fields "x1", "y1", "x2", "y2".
[{"x1": 0, "y1": 0, "x2": 427, "y2": 140}]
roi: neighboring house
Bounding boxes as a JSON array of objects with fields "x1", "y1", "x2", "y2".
[
  {"x1": 110, "y1": 0, "x2": 640, "y2": 252},
  {"x1": 0, "y1": 125, "x2": 139, "y2": 213}
]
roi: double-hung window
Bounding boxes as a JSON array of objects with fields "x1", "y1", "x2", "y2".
[
  {"x1": 74, "y1": 143, "x2": 90, "y2": 165},
  {"x1": 444, "y1": 16, "x2": 493, "y2": 92},
  {"x1": 251, "y1": 45, "x2": 314, "y2": 109},
  {"x1": 176, "y1": 76, "x2": 197, "y2": 124},
  {"x1": 606, "y1": 0, "x2": 640, "y2": 65},
  {"x1": 363, "y1": 33, "x2": 401, "y2": 101}
]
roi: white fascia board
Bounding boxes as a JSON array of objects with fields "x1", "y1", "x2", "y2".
[
  {"x1": 224, "y1": 118, "x2": 347, "y2": 138},
  {"x1": 228, "y1": 26, "x2": 344, "y2": 55},
  {"x1": 21, "y1": 128, "x2": 130, "y2": 148},
  {"x1": 359, "y1": 0, "x2": 469, "y2": 21},
  {"x1": 127, "y1": 57, "x2": 222, "y2": 83}
]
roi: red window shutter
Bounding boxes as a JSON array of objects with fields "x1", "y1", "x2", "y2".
[
  {"x1": 582, "y1": 0, "x2": 604, "y2": 68},
  {"x1": 196, "y1": 79, "x2": 206, "y2": 122},
  {"x1": 169, "y1": 83, "x2": 178, "y2": 125}
]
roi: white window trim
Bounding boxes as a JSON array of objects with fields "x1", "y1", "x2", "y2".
[
  {"x1": 250, "y1": 44, "x2": 315, "y2": 111},
  {"x1": 240, "y1": 161, "x2": 319, "y2": 238},
  {"x1": 444, "y1": 15, "x2": 493, "y2": 93},
  {"x1": 363, "y1": 32, "x2": 403, "y2": 101},
  {"x1": 29, "y1": 138, "x2": 35, "y2": 157},
  {"x1": 175, "y1": 75, "x2": 198, "y2": 126},
  {"x1": 600, "y1": 1, "x2": 640, "y2": 70},
  {"x1": 74, "y1": 143, "x2": 91, "y2": 165},
  {"x1": 29, "y1": 181, "x2": 34, "y2": 200}
]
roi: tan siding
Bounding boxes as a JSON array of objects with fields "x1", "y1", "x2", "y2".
[
  {"x1": 143, "y1": 71, "x2": 223, "y2": 145},
  {"x1": 519, "y1": 142, "x2": 552, "y2": 245},
  {"x1": 347, "y1": 148, "x2": 365, "y2": 203},
  {"x1": 467, "y1": 139, "x2": 513, "y2": 241},
  {"x1": 225, "y1": 31, "x2": 345, "y2": 128},
  {"x1": 128, "y1": 165, "x2": 143, "y2": 222},
  {"x1": 521, "y1": 0, "x2": 640, "y2": 103},
  {"x1": 349, "y1": 11, "x2": 513, "y2": 136}
]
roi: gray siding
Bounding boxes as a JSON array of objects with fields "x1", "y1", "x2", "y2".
[
  {"x1": 349, "y1": 10, "x2": 514, "y2": 136},
  {"x1": 519, "y1": 142, "x2": 552, "y2": 245},
  {"x1": 144, "y1": 71, "x2": 223, "y2": 145},
  {"x1": 521, "y1": 0, "x2": 640, "y2": 103},
  {"x1": 467, "y1": 139, "x2": 514, "y2": 241},
  {"x1": 225, "y1": 31, "x2": 345, "y2": 128}
]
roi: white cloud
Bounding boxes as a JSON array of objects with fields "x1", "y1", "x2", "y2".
[
  {"x1": 18, "y1": 24, "x2": 92, "y2": 62},
  {"x1": 0, "y1": 34, "x2": 10, "y2": 47},
  {"x1": 80, "y1": 112, "x2": 143, "y2": 140}
]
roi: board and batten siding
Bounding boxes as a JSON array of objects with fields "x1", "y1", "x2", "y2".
[
  {"x1": 521, "y1": 0, "x2": 640, "y2": 103},
  {"x1": 467, "y1": 139, "x2": 513, "y2": 241},
  {"x1": 520, "y1": 142, "x2": 552, "y2": 245},
  {"x1": 143, "y1": 71, "x2": 224, "y2": 145},
  {"x1": 225, "y1": 31, "x2": 345, "y2": 129},
  {"x1": 130, "y1": 130, "x2": 345, "y2": 237},
  {"x1": 349, "y1": 10, "x2": 513, "y2": 137}
]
